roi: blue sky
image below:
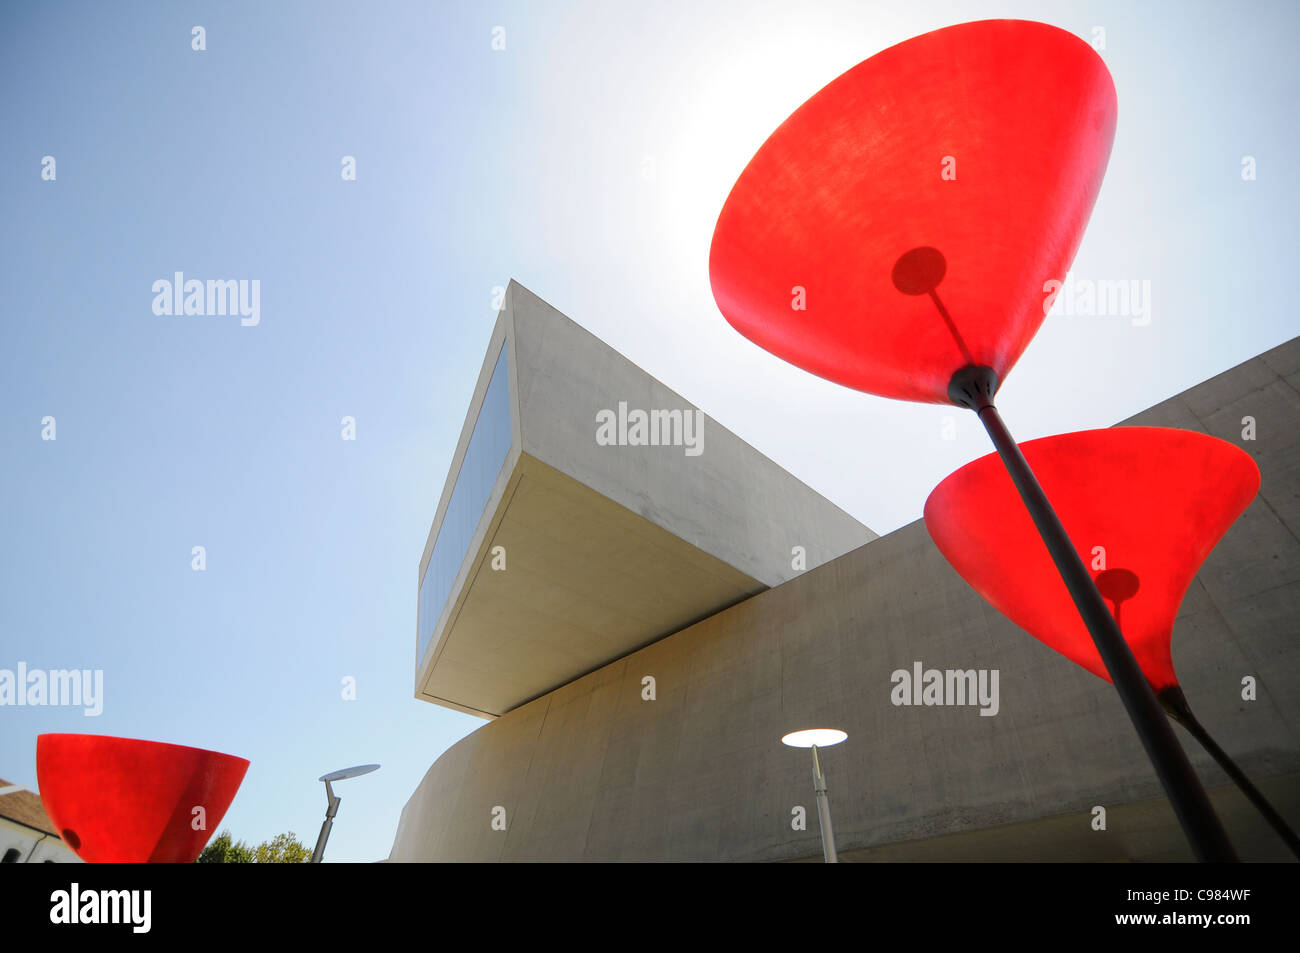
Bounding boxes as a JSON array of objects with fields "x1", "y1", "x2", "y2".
[{"x1": 1, "y1": 0, "x2": 1297, "y2": 862}]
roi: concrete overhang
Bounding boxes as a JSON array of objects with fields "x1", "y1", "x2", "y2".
[{"x1": 415, "y1": 281, "x2": 875, "y2": 717}]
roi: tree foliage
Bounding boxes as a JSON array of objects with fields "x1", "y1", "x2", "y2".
[
  {"x1": 197, "y1": 829, "x2": 311, "y2": 863},
  {"x1": 254, "y1": 831, "x2": 312, "y2": 863}
]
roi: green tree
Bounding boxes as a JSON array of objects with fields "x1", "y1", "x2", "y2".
[
  {"x1": 253, "y1": 831, "x2": 312, "y2": 864},
  {"x1": 197, "y1": 829, "x2": 311, "y2": 863},
  {"x1": 197, "y1": 830, "x2": 253, "y2": 863}
]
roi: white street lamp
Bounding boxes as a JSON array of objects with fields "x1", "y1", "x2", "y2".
[
  {"x1": 781, "y1": 729, "x2": 847, "y2": 863},
  {"x1": 310, "y1": 763, "x2": 380, "y2": 863}
]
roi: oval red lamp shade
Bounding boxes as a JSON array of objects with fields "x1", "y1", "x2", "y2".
[
  {"x1": 709, "y1": 19, "x2": 1117, "y2": 404},
  {"x1": 923, "y1": 428, "x2": 1260, "y2": 692},
  {"x1": 36, "y1": 734, "x2": 250, "y2": 863}
]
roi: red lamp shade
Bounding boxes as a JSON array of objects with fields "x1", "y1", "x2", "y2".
[
  {"x1": 923, "y1": 428, "x2": 1260, "y2": 691},
  {"x1": 709, "y1": 19, "x2": 1117, "y2": 404},
  {"x1": 36, "y1": 733, "x2": 249, "y2": 863}
]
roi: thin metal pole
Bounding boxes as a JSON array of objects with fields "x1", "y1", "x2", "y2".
[
  {"x1": 973, "y1": 401, "x2": 1237, "y2": 862},
  {"x1": 811, "y1": 744, "x2": 839, "y2": 863},
  {"x1": 1159, "y1": 687, "x2": 1300, "y2": 858},
  {"x1": 311, "y1": 780, "x2": 340, "y2": 864}
]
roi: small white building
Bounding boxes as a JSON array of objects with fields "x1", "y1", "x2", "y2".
[{"x1": 0, "y1": 779, "x2": 82, "y2": 863}]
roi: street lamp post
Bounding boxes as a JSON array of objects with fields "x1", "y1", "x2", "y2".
[
  {"x1": 311, "y1": 763, "x2": 379, "y2": 864},
  {"x1": 782, "y1": 729, "x2": 847, "y2": 863}
]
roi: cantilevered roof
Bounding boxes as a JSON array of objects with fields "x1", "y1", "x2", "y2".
[{"x1": 415, "y1": 281, "x2": 874, "y2": 717}]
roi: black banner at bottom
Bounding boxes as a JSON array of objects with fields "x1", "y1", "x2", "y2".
[{"x1": 3, "y1": 859, "x2": 1289, "y2": 940}]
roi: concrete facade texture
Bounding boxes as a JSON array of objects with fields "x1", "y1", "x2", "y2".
[
  {"x1": 508, "y1": 281, "x2": 877, "y2": 586},
  {"x1": 416, "y1": 281, "x2": 874, "y2": 716},
  {"x1": 392, "y1": 336, "x2": 1300, "y2": 862}
]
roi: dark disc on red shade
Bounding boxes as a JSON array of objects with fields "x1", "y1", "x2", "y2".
[
  {"x1": 1096, "y1": 567, "x2": 1140, "y2": 604},
  {"x1": 891, "y1": 247, "x2": 947, "y2": 296}
]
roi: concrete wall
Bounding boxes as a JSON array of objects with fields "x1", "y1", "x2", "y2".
[
  {"x1": 415, "y1": 281, "x2": 876, "y2": 714},
  {"x1": 390, "y1": 337, "x2": 1300, "y2": 862},
  {"x1": 510, "y1": 280, "x2": 876, "y2": 585}
]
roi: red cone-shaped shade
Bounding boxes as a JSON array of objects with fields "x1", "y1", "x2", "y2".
[
  {"x1": 923, "y1": 428, "x2": 1260, "y2": 691},
  {"x1": 709, "y1": 19, "x2": 1117, "y2": 404},
  {"x1": 36, "y1": 734, "x2": 249, "y2": 863}
]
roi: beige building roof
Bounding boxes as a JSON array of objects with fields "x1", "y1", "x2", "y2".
[{"x1": 0, "y1": 778, "x2": 58, "y2": 836}]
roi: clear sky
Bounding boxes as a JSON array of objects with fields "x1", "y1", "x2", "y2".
[{"x1": 2, "y1": 1, "x2": 1297, "y2": 862}]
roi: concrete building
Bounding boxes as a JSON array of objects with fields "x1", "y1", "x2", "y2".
[
  {"x1": 393, "y1": 282, "x2": 1300, "y2": 862},
  {"x1": 0, "y1": 780, "x2": 81, "y2": 863},
  {"x1": 413, "y1": 281, "x2": 874, "y2": 718}
]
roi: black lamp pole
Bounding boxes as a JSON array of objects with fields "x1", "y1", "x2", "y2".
[
  {"x1": 1158, "y1": 685, "x2": 1300, "y2": 858},
  {"x1": 948, "y1": 364, "x2": 1238, "y2": 863}
]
